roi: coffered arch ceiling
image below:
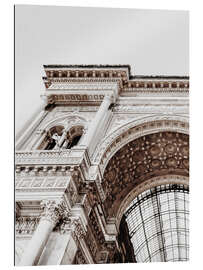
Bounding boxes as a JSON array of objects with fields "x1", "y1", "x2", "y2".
[{"x1": 102, "y1": 131, "x2": 189, "y2": 217}]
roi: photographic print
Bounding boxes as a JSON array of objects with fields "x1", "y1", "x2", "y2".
[{"x1": 15, "y1": 5, "x2": 189, "y2": 266}]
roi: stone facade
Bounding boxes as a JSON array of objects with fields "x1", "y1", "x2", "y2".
[{"x1": 15, "y1": 65, "x2": 189, "y2": 265}]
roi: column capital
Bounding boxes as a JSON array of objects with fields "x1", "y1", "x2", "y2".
[
  {"x1": 54, "y1": 216, "x2": 86, "y2": 240},
  {"x1": 40, "y1": 199, "x2": 70, "y2": 225}
]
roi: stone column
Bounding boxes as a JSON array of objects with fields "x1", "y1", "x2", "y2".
[
  {"x1": 19, "y1": 199, "x2": 68, "y2": 266},
  {"x1": 38, "y1": 216, "x2": 89, "y2": 265},
  {"x1": 53, "y1": 129, "x2": 67, "y2": 150},
  {"x1": 83, "y1": 94, "x2": 113, "y2": 148},
  {"x1": 58, "y1": 129, "x2": 67, "y2": 147}
]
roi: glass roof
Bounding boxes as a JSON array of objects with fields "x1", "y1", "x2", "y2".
[{"x1": 124, "y1": 184, "x2": 189, "y2": 262}]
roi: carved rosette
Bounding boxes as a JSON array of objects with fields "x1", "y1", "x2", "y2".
[{"x1": 40, "y1": 199, "x2": 69, "y2": 226}]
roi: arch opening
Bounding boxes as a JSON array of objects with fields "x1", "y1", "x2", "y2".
[
  {"x1": 65, "y1": 125, "x2": 83, "y2": 149},
  {"x1": 38, "y1": 125, "x2": 84, "y2": 150},
  {"x1": 102, "y1": 131, "x2": 189, "y2": 218},
  {"x1": 118, "y1": 183, "x2": 189, "y2": 263},
  {"x1": 40, "y1": 125, "x2": 64, "y2": 150},
  {"x1": 101, "y1": 130, "x2": 189, "y2": 263}
]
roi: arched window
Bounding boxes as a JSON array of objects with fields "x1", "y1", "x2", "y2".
[
  {"x1": 39, "y1": 125, "x2": 64, "y2": 150},
  {"x1": 61, "y1": 126, "x2": 83, "y2": 149},
  {"x1": 38, "y1": 125, "x2": 84, "y2": 150}
]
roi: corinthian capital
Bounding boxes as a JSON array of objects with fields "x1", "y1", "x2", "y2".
[{"x1": 40, "y1": 199, "x2": 69, "y2": 225}]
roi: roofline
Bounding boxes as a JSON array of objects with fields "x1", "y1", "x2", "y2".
[
  {"x1": 43, "y1": 64, "x2": 131, "y2": 71},
  {"x1": 130, "y1": 75, "x2": 189, "y2": 79},
  {"x1": 43, "y1": 65, "x2": 189, "y2": 79}
]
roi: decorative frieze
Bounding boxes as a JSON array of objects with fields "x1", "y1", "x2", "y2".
[
  {"x1": 15, "y1": 176, "x2": 70, "y2": 191},
  {"x1": 92, "y1": 116, "x2": 189, "y2": 166},
  {"x1": 54, "y1": 106, "x2": 99, "y2": 112},
  {"x1": 95, "y1": 179, "x2": 106, "y2": 202},
  {"x1": 15, "y1": 149, "x2": 85, "y2": 165},
  {"x1": 48, "y1": 94, "x2": 105, "y2": 103},
  {"x1": 16, "y1": 216, "x2": 40, "y2": 235},
  {"x1": 88, "y1": 209, "x2": 105, "y2": 246},
  {"x1": 44, "y1": 66, "x2": 128, "y2": 81},
  {"x1": 122, "y1": 87, "x2": 189, "y2": 95},
  {"x1": 113, "y1": 104, "x2": 189, "y2": 114}
]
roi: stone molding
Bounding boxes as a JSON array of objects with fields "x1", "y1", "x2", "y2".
[
  {"x1": 48, "y1": 94, "x2": 105, "y2": 104},
  {"x1": 48, "y1": 83, "x2": 117, "y2": 91},
  {"x1": 15, "y1": 149, "x2": 85, "y2": 165},
  {"x1": 15, "y1": 176, "x2": 70, "y2": 191},
  {"x1": 113, "y1": 104, "x2": 189, "y2": 114},
  {"x1": 92, "y1": 115, "x2": 189, "y2": 170},
  {"x1": 43, "y1": 66, "x2": 188, "y2": 89},
  {"x1": 41, "y1": 113, "x2": 89, "y2": 133},
  {"x1": 54, "y1": 106, "x2": 99, "y2": 112},
  {"x1": 122, "y1": 88, "x2": 188, "y2": 96}
]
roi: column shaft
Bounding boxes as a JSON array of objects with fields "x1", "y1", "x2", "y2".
[
  {"x1": 83, "y1": 95, "x2": 112, "y2": 147},
  {"x1": 19, "y1": 199, "x2": 66, "y2": 266},
  {"x1": 19, "y1": 219, "x2": 55, "y2": 266},
  {"x1": 58, "y1": 130, "x2": 67, "y2": 147}
]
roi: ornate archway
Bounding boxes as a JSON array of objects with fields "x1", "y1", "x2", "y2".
[
  {"x1": 99, "y1": 129, "x2": 189, "y2": 263},
  {"x1": 101, "y1": 131, "x2": 189, "y2": 219},
  {"x1": 93, "y1": 115, "x2": 189, "y2": 168}
]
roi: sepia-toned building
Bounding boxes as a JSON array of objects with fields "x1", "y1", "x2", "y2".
[{"x1": 15, "y1": 65, "x2": 189, "y2": 265}]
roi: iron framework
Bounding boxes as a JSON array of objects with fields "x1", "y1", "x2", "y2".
[{"x1": 124, "y1": 184, "x2": 189, "y2": 262}]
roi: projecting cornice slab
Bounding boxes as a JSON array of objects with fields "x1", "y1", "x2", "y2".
[{"x1": 42, "y1": 65, "x2": 189, "y2": 105}]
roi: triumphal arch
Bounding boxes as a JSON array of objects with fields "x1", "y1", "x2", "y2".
[{"x1": 15, "y1": 65, "x2": 189, "y2": 265}]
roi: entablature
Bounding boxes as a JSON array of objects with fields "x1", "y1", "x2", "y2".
[{"x1": 42, "y1": 65, "x2": 189, "y2": 106}]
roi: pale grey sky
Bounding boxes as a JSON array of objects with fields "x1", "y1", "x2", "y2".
[{"x1": 15, "y1": 5, "x2": 189, "y2": 134}]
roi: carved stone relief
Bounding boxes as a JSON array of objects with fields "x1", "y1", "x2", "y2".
[
  {"x1": 16, "y1": 216, "x2": 40, "y2": 235},
  {"x1": 92, "y1": 116, "x2": 189, "y2": 167},
  {"x1": 102, "y1": 131, "x2": 189, "y2": 217}
]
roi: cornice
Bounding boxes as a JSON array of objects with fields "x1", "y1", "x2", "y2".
[
  {"x1": 43, "y1": 65, "x2": 189, "y2": 91},
  {"x1": 42, "y1": 65, "x2": 189, "y2": 106},
  {"x1": 15, "y1": 148, "x2": 86, "y2": 166}
]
